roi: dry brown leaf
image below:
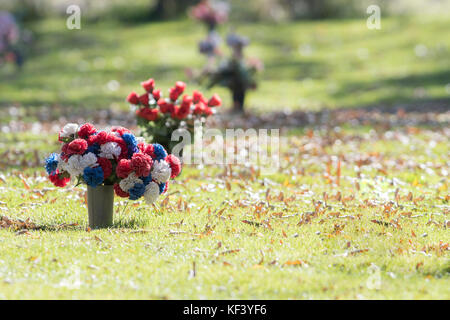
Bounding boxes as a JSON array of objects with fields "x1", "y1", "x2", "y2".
[
  {"x1": 328, "y1": 211, "x2": 340, "y2": 217},
  {"x1": 219, "y1": 249, "x2": 240, "y2": 256},
  {"x1": 349, "y1": 248, "x2": 369, "y2": 255},
  {"x1": 283, "y1": 260, "x2": 305, "y2": 266}
]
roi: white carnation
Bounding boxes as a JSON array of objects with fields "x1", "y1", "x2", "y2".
[
  {"x1": 119, "y1": 172, "x2": 143, "y2": 192},
  {"x1": 151, "y1": 160, "x2": 171, "y2": 183},
  {"x1": 81, "y1": 152, "x2": 98, "y2": 168},
  {"x1": 99, "y1": 142, "x2": 122, "y2": 159},
  {"x1": 144, "y1": 182, "x2": 160, "y2": 204},
  {"x1": 56, "y1": 156, "x2": 68, "y2": 173},
  {"x1": 66, "y1": 155, "x2": 85, "y2": 177},
  {"x1": 66, "y1": 153, "x2": 98, "y2": 178},
  {"x1": 60, "y1": 123, "x2": 79, "y2": 138}
]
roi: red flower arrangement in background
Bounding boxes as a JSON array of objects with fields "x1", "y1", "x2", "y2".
[{"x1": 127, "y1": 77, "x2": 222, "y2": 153}]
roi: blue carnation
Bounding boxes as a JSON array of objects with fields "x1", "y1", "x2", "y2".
[
  {"x1": 86, "y1": 143, "x2": 100, "y2": 155},
  {"x1": 128, "y1": 183, "x2": 146, "y2": 200},
  {"x1": 122, "y1": 133, "x2": 139, "y2": 157},
  {"x1": 122, "y1": 133, "x2": 137, "y2": 148},
  {"x1": 141, "y1": 174, "x2": 152, "y2": 186},
  {"x1": 128, "y1": 145, "x2": 139, "y2": 158},
  {"x1": 83, "y1": 166, "x2": 104, "y2": 187},
  {"x1": 158, "y1": 182, "x2": 166, "y2": 194},
  {"x1": 45, "y1": 153, "x2": 59, "y2": 175},
  {"x1": 152, "y1": 143, "x2": 167, "y2": 161}
]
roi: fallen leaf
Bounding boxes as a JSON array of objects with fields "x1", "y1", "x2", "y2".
[{"x1": 284, "y1": 260, "x2": 305, "y2": 266}]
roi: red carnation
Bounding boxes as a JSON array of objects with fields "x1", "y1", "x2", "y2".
[
  {"x1": 169, "y1": 87, "x2": 181, "y2": 101},
  {"x1": 139, "y1": 93, "x2": 149, "y2": 106},
  {"x1": 193, "y1": 103, "x2": 205, "y2": 115},
  {"x1": 208, "y1": 94, "x2": 222, "y2": 107},
  {"x1": 116, "y1": 159, "x2": 133, "y2": 178},
  {"x1": 127, "y1": 91, "x2": 140, "y2": 105},
  {"x1": 60, "y1": 144, "x2": 70, "y2": 161},
  {"x1": 152, "y1": 89, "x2": 161, "y2": 100},
  {"x1": 173, "y1": 103, "x2": 190, "y2": 120},
  {"x1": 114, "y1": 183, "x2": 129, "y2": 198},
  {"x1": 61, "y1": 143, "x2": 69, "y2": 154},
  {"x1": 131, "y1": 153, "x2": 153, "y2": 177},
  {"x1": 93, "y1": 131, "x2": 108, "y2": 145},
  {"x1": 87, "y1": 134, "x2": 97, "y2": 146},
  {"x1": 77, "y1": 123, "x2": 97, "y2": 139},
  {"x1": 106, "y1": 133, "x2": 118, "y2": 144},
  {"x1": 180, "y1": 102, "x2": 191, "y2": 113},
  {"x1": 67, "y1": 139, "x2": 88, "y2": 155},
  {"x1": 158, "y1": 99, "x2": 174, "y2": 113},
  {"x1": 92, "y1": 131, "x2": 116, "y2": 145},
  {"x1": 136, "y1": 107, "x2": 159, "y2": 121},
  {"x1": 137, "y1": 142, "x2": 147, "y2": 152},
  {"x1": 192, "y1": 90, "x2": 203, "y2": 103},
  {"x1": 175, "y1": 81, "x2": 186, "y2": 93},
  {"x1": 141, "y1": 78, "x2": 155, "y2": 92},
  {"x1": 111, "y1": 126, "x2": 131, "y2": 136},
  {"x1": 143, "y1": 144, "x2": 155, "y2": 158},
  {"x1": 203, "y1": 106, "x2": 213, "y2": 116},
  {"x1": 171, "y1": 105, "x2": 180, "y2": 119},
  {"x1": 181, "y1": 95, "x2": 193, "y2": 108},
  {"x1": 49, "y1": 170, "x2": 70, "y2": 187},
  {"x1": 97, "y1": 158, "x2": 112, "y2": 179},
  {"x1": 166, "y1": 154, "x2": 181, "y2": 178}
]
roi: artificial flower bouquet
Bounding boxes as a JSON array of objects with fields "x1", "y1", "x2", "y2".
[
  {"x1": 202, "y1": 33, "x2": 263, "y2": 112},
  {"x1": 127, "y1": 78, "x2": 222, "y2": 154},
  {"x1": 45, "y1": 123, "x2": 182, "y2": 227}
]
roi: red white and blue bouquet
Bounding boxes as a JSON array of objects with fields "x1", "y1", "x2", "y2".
[{"x1": 44, "y1": 123, "x2": 181, "y2": 204}]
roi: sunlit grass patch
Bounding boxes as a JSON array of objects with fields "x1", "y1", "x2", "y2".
[{"x1": 0, "y1": 125, "x2": 448, "y2": 299}]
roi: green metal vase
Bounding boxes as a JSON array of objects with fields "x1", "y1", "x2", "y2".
[{"x1": 87, "y1": 185, "x2": 114, "y2": 229}]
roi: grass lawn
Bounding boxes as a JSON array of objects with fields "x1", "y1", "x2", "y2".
[
  {"x1": 0, "y1": 125, "x2": 448, "y2": 299},
  {"x1": 0, "y1": 14, "x2": 449, "y2": 119}
]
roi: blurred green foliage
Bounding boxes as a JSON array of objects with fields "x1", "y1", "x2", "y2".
[
  {"x1": 1, "y1": 15, "x2": 448, "y2": 115},
  {"x1": 2, "y1": 0, "x2": 450, "y2": 22}
]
